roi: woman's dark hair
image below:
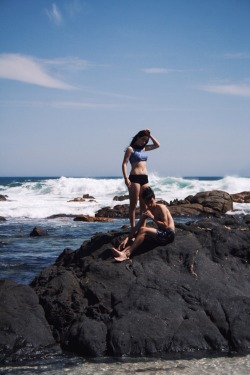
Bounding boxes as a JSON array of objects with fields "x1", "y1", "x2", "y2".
[{"x1": 130, "y1": 130, "x2": 150, "y2": 148}]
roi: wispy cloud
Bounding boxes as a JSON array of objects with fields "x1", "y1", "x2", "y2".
[
  {"x1": 223, "y1": 52, "x2": 250, "y2": 59},
  {"x1": 50, "y1": 101, "x2": 116, "y2": 109},
  {"x1": 43, "y1": 57, "x2": 90, "y2": 71},
  {"x1": 65, "y1": 0, "x2": 88, "y2": 18},
  {"x1": 45, "y1": 3, "x2": 62, "y2": 26},
  {"x1": 142, "y1": 67, "x2": 182, "y2": 74},
  {"x1": 199, "y1": 83, "x2": 250, "y2": 97},
  {"x1": 0, "y1": 54, "x2": 75, "y2": 89},
  {"x1": 45, "y1": 1, "x2": 87, "y2": 25},
  {"x1": 0, "y1": 100, "x2": 117, "y2": 110}
]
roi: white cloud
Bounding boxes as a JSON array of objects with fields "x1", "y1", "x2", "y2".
[
  {"x1": 45, "y1": 3, "x2": 62, "y2": 25},
  {"x1": 43, "y1": 57, "x2": 90, "y2": 71},
  {"x1": 50, "y1": 101, "x2": 116, "y2": 109},
  {"x1": 45, "y1": 1, "x2": 87, "y2": 25},
  {"x1": 0, "y1": 100, "x2": 116, "y2": 110},
  {"x1": 0, "y1": 54, "x2": 74, "y2": 89},
  {"x1": 142, "y1": 67, "x2": 181, "y2": 74},
  {"x1": 223, "y1": 52, "x2": 250, "y2": 59},
  {"x1": 200, "y1": 83, "x2": 250, "y2": 97}
]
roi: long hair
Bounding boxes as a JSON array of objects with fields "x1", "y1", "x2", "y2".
[{"x1": 129, "y1": 129, "x2": 150, "y2": 148}]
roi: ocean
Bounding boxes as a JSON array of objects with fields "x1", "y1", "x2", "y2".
[{"x1": 0, "y1": 175, "x2": 250, "y2": 374}]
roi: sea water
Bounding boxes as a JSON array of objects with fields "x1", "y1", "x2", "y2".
[
  {"x1": 0, "y1": 175, "x2": 250, "y2": 374},
  {"x1": 1, "y1": 175, "x2": 250, "y2": 219},
  {"x1": 1, "y1": 354, "x2": 250, "y2": 374}
]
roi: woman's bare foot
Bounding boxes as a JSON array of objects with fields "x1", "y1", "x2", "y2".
[{"x1": 112, "y1": 247, "x2": 130, "y2": 262}]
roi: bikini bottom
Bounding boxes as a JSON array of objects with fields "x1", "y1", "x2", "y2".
[{"x1": 129, "y1": 174, "x2": 148, "y2": 186}]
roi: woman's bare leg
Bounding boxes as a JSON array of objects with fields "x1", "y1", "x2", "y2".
[
  {"x1": 112, "y1": 227, "x2": 157, "y2": 262},
  {"x1": 129, "y1": 183, "x2": 140, "y2": 228}
]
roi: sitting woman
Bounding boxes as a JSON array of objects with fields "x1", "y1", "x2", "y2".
[{"x1": 112, "y1": 187, "x2": 175, "y2": 262}]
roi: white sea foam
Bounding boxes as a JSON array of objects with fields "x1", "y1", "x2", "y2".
[{"x1": 0, "y1": 175, "x2": 249, "y2": 219}]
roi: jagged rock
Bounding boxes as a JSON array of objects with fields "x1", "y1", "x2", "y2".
[
  {"x1": 0, "y1": 195, "x2": 8, "y2": 201},
  {"x1": 68, "y1": 198, "x2": 86, "y2": 202},
  {"x1": 231, "y1": 191, "x2": 250, "y2": 203},
  {"x1": 74, "y1": 215, "x2": 113, "y2": 222},
  {"x1": 113, "y1": 195, "x2": 129, "y2": 201},
  {"x1": 96, "y1": 204, "x2": 140, "y2": 219},
  {"x1": 82, "y1": 194, "x2": 96, "y2": 199},
  {"x1": 169, "y1": 203, "x2": 206, "y2": 216},
  {"x1": 30, "y1": 226, "x2": 49, "y2": 237},
  {"x1": 31, "y1": 215, "x2": 250, "y2": 358},
  {"x1": 47, "y1": 214, "x2": 74, "y2": 219},
  {"x1": 96, "y1": 190, "x2": 233, "y2": 218},
  {"x1": 186, "y1": 190, "x2": 233, "y2": 213},
  {"x1": 68, "y1": 195, "x2": 97, "y2": 203},
  {"x1": 0, "y1": 216, "x2": 6, "y2": 221},
  {"x1": 0, "y1": 280, "x2": 60, "y2": 363}
]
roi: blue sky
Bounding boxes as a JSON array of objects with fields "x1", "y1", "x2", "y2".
[{"x1": 0, "y1": 0, "x2": 249, "y2": 177}]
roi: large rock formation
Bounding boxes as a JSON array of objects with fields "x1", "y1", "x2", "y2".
[
  {"x1": 30, "y1": 214, "x2": 250, "y2": 358},
  {"x1": 97, "y1": 190, "x2": 233, "y2": 218},
  {"x1": 231, "y1": 191, "x2": 250, "y2": 203},
  {"x1": 0, "y1": 280, "x2": 60, "y2": 363},
  {"x1": 169, "y1": 190, "x2": 233, "y2": 216}
]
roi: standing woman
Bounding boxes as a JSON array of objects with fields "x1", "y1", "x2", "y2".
[{"x1": 122, "y1": 129, "x2": 160, "y2": 229}]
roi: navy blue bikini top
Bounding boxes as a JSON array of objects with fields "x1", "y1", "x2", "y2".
[{"x1": 129, "y1": 148, "x2": 148, "y2": 164}]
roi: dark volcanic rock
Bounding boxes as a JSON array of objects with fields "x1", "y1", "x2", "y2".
[
  {"x1": 113, "y1": 195, "x2": 129, "y2": 201},
  {"x1": 30, "y1": 226, "x2": 49, "y2": 237},
  {"x1": 0, "y1": 280, "x2": 60, "y2": 363},
  {"x1": 31, "y1": 215, "x2": 250, "y2": 358},
  {"x1": 0, "y1": 194, "x2": 8, "y2": 201},
  {"x1": 74, "y1": 215, "x2": 113, "y2": 222},
  {"x1": 0, "y1": 216, "x2": 6, "y2": 221},
  {"x1": 82, "y1": 194, "x2": 96, "y2": 199},
  {"x1": 96, "y1": 204, "x2": 140, "y2": 219},
  {"x1": 47, "y1": 214, "x2": 74, "y2": 219}
]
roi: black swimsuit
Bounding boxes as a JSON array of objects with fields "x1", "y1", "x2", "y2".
[
  {"x1": 156, "y1": 228, "x2": 175, "y2": 245},
  {"x1": 129, "y1": 174, "x2": 149, "y2": 185}
]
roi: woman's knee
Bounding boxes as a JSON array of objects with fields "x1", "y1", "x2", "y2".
[{"x1": 139, "y1": 226, "x2": 147, "y2": 235}]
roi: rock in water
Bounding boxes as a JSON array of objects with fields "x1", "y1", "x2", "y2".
[{"x1": 30, "y1": 226, "x2": 49, "y2": 237}]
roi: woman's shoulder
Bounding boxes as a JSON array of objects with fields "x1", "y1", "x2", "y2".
[{"x1": 126, "y1": 146, "x2": 134, "y2": 153}]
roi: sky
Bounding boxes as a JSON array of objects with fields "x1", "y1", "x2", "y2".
[{"x1": 0, "y1": 0, "x2": 249, "y2": 177}]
